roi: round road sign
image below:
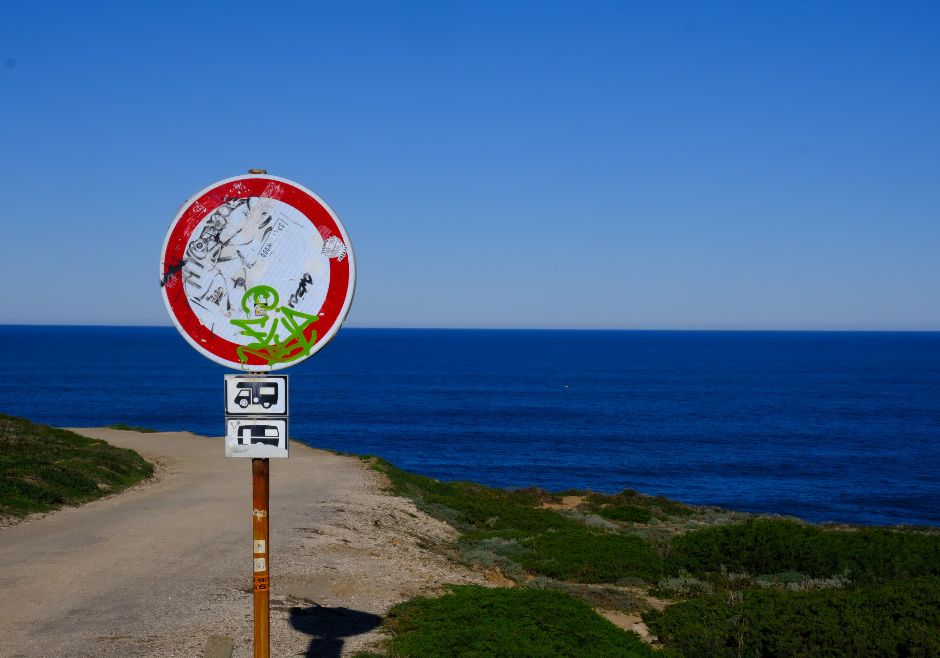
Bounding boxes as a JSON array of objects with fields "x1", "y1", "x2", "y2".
[{"x1": 159, "y1": 173, "x2": 355, "y2": 371}]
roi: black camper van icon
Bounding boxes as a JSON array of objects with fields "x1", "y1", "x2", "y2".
[
  {"x1": 234, "y1": 381, "x2": 278, "y2": 409},
  {"x1": 237, "y1": 424, "x2": 281, "y2": 447}
]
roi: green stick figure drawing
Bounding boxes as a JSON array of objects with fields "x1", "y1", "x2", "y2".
[{"x1": 230, "y1": 285, "x2": 319, "y2": 365}]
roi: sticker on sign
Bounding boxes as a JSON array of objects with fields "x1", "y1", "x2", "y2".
[
  {"x1": 226, "y1": 417, "x2": 289, "y2": 459},
  {"x1": 159, "y1": 173, "x2": 356, "y2": 372}
]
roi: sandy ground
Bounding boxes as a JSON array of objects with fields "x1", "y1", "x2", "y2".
[{"x1": 0, "y1": 429, "x2": 485, "y2": 658}]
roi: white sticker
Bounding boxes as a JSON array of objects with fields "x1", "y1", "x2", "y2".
[
  {"x1": 254, "y1": 557, "x2": 266, "y2": 573},
  {"x1": 254, "y1": 540, "x2": 266, "y2": 554}
]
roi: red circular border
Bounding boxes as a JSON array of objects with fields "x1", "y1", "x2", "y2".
[{"x1": 161, "y1": 177, "x2": 351, "y2": 368}]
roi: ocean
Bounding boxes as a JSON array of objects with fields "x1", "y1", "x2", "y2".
[{"x1": 1, "y1": 326, "x2": 937, "y2": 526}]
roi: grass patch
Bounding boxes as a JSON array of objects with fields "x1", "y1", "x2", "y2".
[
  {"x1": 527, "y1": 577, "x2": 653, "y2": 613},
  {"x1": 586, "y1": 490, "x2": 694, "y2": 523},
  {"x1": 517, "y1": 529, "x2": 664, "y2": 582},
  {"x1": 0, "y1": 414, "x2": 154, "y2": 516},
  {"x1": 366, "y1": 457, "x2": 667, "y2": 584},
  {"x1": 644, "y1": 576, "x2": 940, "y2": 657},
  {"x1": 105, "y1": 423, "x2": 158, "y2": 433},
  {"x1": 647, "y1": 519, "x2": 940, "y2": 655},
  {"x1": 668, "y1": 518, "x2": 940, "y2": 582},
  {"x1": 596, "y1": 504, "x2": 654, "y2": 524},
  {"x1": 384, "y1": 585, "x2": 661, "y2": 657}
]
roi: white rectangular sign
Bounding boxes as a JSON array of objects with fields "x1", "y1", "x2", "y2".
[
  {"x1": 224, "y1": 375, "x2": 288, "y2": 416},
  {"x1": 225, "y1": 417, "x2": 289, "y2": 459}
]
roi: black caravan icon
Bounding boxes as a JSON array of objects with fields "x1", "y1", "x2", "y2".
[
  {"x1": 234, "y1": 381, "x2": 278, "y2": 409},
  {"x1": 237, "y1": 423, "x2": 281, "y2": 447}
]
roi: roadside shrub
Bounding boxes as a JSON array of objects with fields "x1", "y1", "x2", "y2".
[
  {"x1": 670, "y1": 518, "x2": 940, "y2": 581},
  {"x1": 588, "y1": 490, "x2": 694, "y2": 521},
  {"x1": 517, "y1": 529, "x2": 666, "y2": 583},
  {"x1": 0, "y1": 414, "x2": 154, "y2": 516},
  {"x1": 653, "y1": 572, "x2": 714, "y2": 598},
  {"x1": 597, "y1": 505, "x2": 654, "y2": 524},
  {"x1": 367, "y1": 458, "x2": 576, "y2": 534},
  {"x1": 527, "y1": 578, "x2": 653, "y2": 613},
  {"x1": 644, "y1": 577, "x2": 940, "y2": 658},
  {"x1": 386, "y1": 585, "x2": 661, "y2": 657},
  {"x1": 369, "y1": 457, "x2": 667, "y2": 583}
]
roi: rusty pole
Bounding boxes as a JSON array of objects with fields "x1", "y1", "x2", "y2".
[{"x1": 252, "y1": 457, "x2": 270, "y2": 658}]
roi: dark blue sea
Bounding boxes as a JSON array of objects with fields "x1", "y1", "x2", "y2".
[{"x1": 1, "y1": 326, "x2": 937, "y2": 526}]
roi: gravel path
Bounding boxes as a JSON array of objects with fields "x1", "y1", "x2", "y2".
[{"x1": 0, "y1": 429, "x2": 484, "y2": 657}]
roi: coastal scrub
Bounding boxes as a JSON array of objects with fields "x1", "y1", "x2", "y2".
[
  {"x1": 383, "y1": 586, "x2": 662, "y2": 657},
  {"x1": 365, "y1": 457, "x2": 668, "y2": 583},
  {"x1": 0, "y1": 414, "x2": 154, "y2": 517},
  {"x1": 365, "y1": 455, "x2": 940, "y2": 658}
]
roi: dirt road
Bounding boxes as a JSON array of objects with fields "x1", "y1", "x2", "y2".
[{"x1": 0, "y1": 429, "x2": 482, "y2": 657}]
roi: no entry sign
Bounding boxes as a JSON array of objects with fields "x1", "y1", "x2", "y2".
[{"x1": 159, "y1": 173, "x2": 355, "y2": 371}]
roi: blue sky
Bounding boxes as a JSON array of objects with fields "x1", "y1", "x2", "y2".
[{"x1": 1, "y1": 1, "x2": 938, "y2": 329}]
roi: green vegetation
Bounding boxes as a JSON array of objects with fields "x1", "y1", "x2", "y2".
[
  {"x1": 517, "y1": 529, "x2": 665, "y2": 582},
  {"x1": 366, "y1": 458, "x2": 670, "y2": 583},
  {"x1": 589, "y1": 490, "x2": 693, "y2": 522},
  {"x1": 384, "y1": 586, "x2": 662, "y2": 657},
  {"x1": 364, "y1": 456, "x2": 940, "y2": 658},
  {"x1": 105, "y1": 423, "x2": 159, "y2": 433},
  {"x1": 645, "y1": 577, "x2": 940, "y2": 657},
  {"x1": 0, "y1": 414, "x2": 154, "y2": 516},
  {"x1": 669, "y1": 518, "x2": 940, "y2": 582}
]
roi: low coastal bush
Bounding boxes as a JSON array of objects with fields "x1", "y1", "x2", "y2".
[
  {"x1": 517, "y1": 528, "x2": 665, "y2": 582},
  {"x1": 0, "y1": 414, "x2": 154, "y2": 516},
  {"x1": 106, "y1": 423, "x2": 158, "y2": 433},
  {"x1": 384, "y1": 585, "x2": 661, "y2": 657},
  {"x1": 644, "y1": 576, "x2": 940, "y2": 658},
  {"x1": 596, "y1": 504, "x2": 654, "y2": 524},
  {"x1": 588, "y1": 490, "x2": 694, "y2": 521},
  {"x1": 669, "y1": 518, "x2": 940, "y2": 581},
  {"x1": 367, "y1": 457, "x2": 667, "y2": 583},
  {"x1": 365, "y1": 456, "x2": 940, "y2": 657},
  {"x1": 527, "y1": 578, "x2": 654, "y2": 613}
]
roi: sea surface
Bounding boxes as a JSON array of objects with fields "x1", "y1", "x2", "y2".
[{"x1": 1, "y1": 326, "x2": 938, "y2": 526}]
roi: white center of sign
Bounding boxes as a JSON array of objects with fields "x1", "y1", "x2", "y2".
[{"x1": 182, "y1": 197, "x2": 331, "y2": 345}]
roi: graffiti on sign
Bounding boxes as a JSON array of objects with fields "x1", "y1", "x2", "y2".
[
  {"x1": 230, "y1": 285, "x2": 320, "y2": 365},
  {"x1": 160, "y1": 174, "x2": 355, "y2": 371}
]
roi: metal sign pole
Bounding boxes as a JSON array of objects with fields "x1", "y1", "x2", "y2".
[{"x1": 252, "y1": 457, "x2": 270, "y2": 658}]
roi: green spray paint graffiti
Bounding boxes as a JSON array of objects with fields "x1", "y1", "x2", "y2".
[{"x1": 230, "y1": 285, "x2": 319, "y2": 365}]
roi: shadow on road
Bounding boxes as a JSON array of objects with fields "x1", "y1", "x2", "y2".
[{"x1": 289, "y1": 604, "x2": 383, "y2": 657}]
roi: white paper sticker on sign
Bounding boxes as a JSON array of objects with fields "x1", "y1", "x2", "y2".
[
  {"x1": 254, "y1": 558, "x2": 266, "y2": 572},
  {"x1": 254, "y1": 540, "x2": 266, "y2": 554}
]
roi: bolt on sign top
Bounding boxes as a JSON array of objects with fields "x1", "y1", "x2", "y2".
[{"x1": 159, "y1": 173, "x2": 356, "y2": 371}]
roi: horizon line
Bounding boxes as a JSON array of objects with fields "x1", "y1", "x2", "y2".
[{"x1": 1, "y1": 322, "x2": 938, "y2": 333}]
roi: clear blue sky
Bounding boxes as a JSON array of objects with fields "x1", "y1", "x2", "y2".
[{"x1": 2, "y1": 1, "x2": 938, "y2": 329}]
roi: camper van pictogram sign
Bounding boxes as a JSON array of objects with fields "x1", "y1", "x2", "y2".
[{"x1": 224, "y1": 375, "x2": 288, "y2": 416}]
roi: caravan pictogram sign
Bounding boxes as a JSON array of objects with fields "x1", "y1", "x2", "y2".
[
  {"x1": 226, "y1": 417, "x2": 289, "y2": 459},
  {"x1": 224, "y1": 375, "x2": 288, "y2": 415},
  {"x1": 159, "y1": 173, "x2": 356, "y2": 372}
]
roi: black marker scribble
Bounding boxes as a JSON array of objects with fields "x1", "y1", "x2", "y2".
[
  {"x1": 160, "y1": 259, "x2": 187, "y2": 287},
  {"x1": 288, "y1": 273, "x2": 314, "y2": 309}
]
